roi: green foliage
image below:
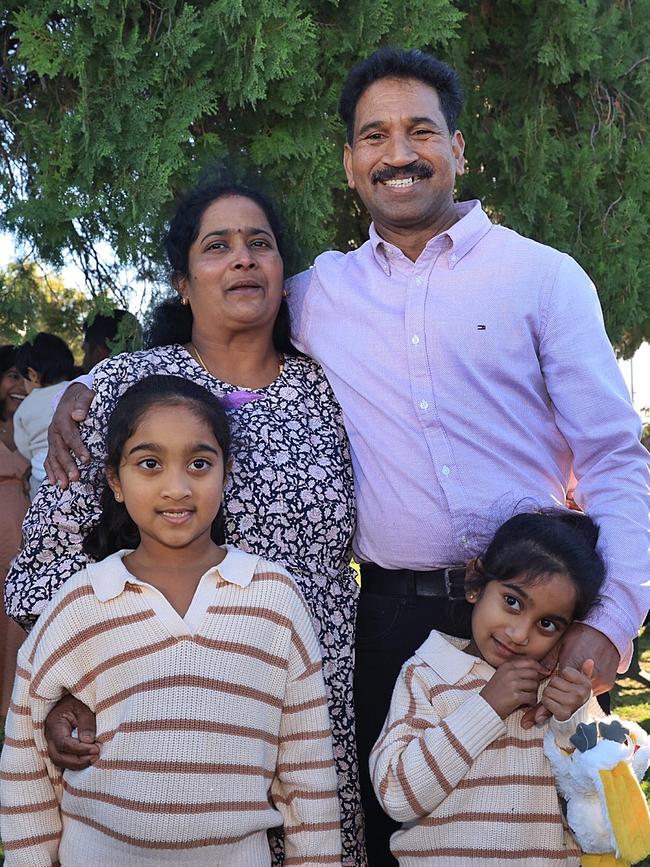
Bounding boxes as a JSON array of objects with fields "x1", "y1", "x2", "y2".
[
  {"x1": 0, "y1": 261, "x2": 90, "y2": 357},
  {"x1": 0, "y1": 0, "x2": 647, "y2": 352}
]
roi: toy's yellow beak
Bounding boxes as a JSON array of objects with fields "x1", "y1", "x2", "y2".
[
  {"x1": 581, "y1": 855, "x2": 628, "y2": 867},
  {"x1": 599, "y1": 760, "x2": 650, "y2": 864}
]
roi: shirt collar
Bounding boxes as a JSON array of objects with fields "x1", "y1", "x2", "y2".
[
  {"x1": 369, "y1": 199, "x2": 492, "y2": 272},
  {"x1": 88, "y1": 544, "x2": 258, "y2": 602},
  {"x1": 415, "y1": 629, "x2": 488, "y2": 684}
]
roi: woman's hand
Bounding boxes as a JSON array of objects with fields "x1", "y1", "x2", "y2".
[
  {"x1": 540, "y1": 659, "x2": 594, "y2": 721},
  {"x1": 44, "y1": 383, "x2": 95, "y2": 488},
  {"x1": 44, "y1": 694, "x2": 99, "y2": 770},
  {"x1": 480, "y1": 657, "x2": 548, "y2": 719}
]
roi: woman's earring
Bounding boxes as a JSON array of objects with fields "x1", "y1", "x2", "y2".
[
  {"x1": 466, "y1": 591, "x2": 478, "y2": 602},
  {"x1": 114, "y1": 492, "x2": 123, "y2": 502},
  {"x1": 181, "y1": 297, "x2": 189, "y2": 306}
]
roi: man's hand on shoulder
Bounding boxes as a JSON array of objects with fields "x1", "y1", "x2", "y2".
[{"x1": 44, "y1": 383, "x2": 95, "y2": 489}]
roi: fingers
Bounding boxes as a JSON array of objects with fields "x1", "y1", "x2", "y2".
[
  {"x1": 581, "y1": 658, "x2": 595, "y2": 679},
  {"x1": 46, "y1": 734, "x2": 100, "y2": 770}
]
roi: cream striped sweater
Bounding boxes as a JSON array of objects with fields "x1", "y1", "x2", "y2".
[
  {"x1": 370, "y1": 630, "x2": 598, "y2": 867},
  {"x1": 0, "y1": 547, "x2": 341, "y2": 866}
]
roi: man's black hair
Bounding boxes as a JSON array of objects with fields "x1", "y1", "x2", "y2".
[
  {"x1": 83, "y1": 309, "x2": 131, "y2": 351},
  {"x1": 15, "y1": 333, "x2": 75, "y2": 387},
  {"x1": 339, "y1": 47, "x2": 464, "y2": 143}
]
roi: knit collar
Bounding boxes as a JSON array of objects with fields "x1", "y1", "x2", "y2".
[
  {"x1": 415, "y1": 629, "x2": 489, "y2": 684},
  {"x1": 88, "y1": 544, "x2": 259, "y2": 602}
]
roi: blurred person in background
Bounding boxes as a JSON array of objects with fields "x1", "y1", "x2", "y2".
[{"x1": 81, "y1": 308, "x2": 142, "y2": 373}]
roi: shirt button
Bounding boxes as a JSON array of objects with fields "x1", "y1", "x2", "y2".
[
  {"x1": 411, "y1": 335, "x2": 420, "y2": 345},
  {"x1": 449, "y1": 253, "x2": 457, "y2": 265},
  {"x1": 419, "y1": 399, "x2": 429, "y2": 410},
  {"x1": 441, "y1": 465, "x2": 451, "y2": 476}
]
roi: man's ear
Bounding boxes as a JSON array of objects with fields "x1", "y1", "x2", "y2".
[
  {"x1": 343, "y1": 143, "x2": 356, "y2": 190},
  {"x1": 26, "y1": 367, "x2": 41, "y2": 385},
  {"x1": 452, "y1": 130, "x2": 466, "y2": 176}
]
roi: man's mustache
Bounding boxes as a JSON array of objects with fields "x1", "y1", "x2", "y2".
[{"x1": 371, "y1": 162, "x2": 433, "y2": 185}]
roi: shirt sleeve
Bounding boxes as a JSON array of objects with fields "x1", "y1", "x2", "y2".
[
  {"x1": 271, "y1": 592, "x2": 342, "y2": 865},
  {"x1": 538, "y1": 254, "x2": 650, "y2": 667},
  {"x1": 4, "y1": 368, "x2": 113, "y2": 629},
  {"x1": 370, "y1": 660, "x2": 506, "y2": 824},
  {"x1": 285, "y1": 268, "x2": 315, "y2": 355},
  {"x1": 11, "y1": 403, "x2": 31, "y2": 462},
  {"x1": 0, "y1": 649, "x2": 63, "y2": 865}
]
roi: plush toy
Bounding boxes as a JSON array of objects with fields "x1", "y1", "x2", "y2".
[{"x1": 544, "y1": 718, "x2": 650, "y2": 867}]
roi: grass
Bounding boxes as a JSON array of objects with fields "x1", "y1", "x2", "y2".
[{"x1": 1, "y1": 632, "x2": 650, "y2": 865}]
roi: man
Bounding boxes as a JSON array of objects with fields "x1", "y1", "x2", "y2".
[
  {"x1": 81, "y1": 308, "x2": 141, "y2": 373},
  {"x1": 29, "y1": 49, "x2": 650, "y2": 866}
]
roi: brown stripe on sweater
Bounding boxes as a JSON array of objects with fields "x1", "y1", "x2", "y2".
[
  {"x1": 251, "y1": 570, "x2": 312, "y2": 618},
  {"x1": 296, "y1": 659, "x2": 322, "y2": 681},
  {"x1": 0, "y1": 796, "x2": 58, "y2": 815},
  {"x1": 396, "y1": 752, "x2": 427, "y2": 817},
  {"x1": 61, "y1": 809, "x2": 258, "y2": 848},
  {"x1": 441, "y1": 720, "x2": 472, "y2": 766},
  {"x1": 193, "y1": 635, "x2": 289, "y2": 670},
  {"x1": 207, "y1": 603, "x2": 292, "y2": 633},
  {"x1": 91, "y1": 759, "x2": 274, "y2": 778},
  {"x1": 31, "y1": 609, "x2": 156, "y2": 692},
  {"x1": 15, "y1": 664, "x2": 30, "y2": 680},
  {"x1": 373, "y1": 712, "x2": 432, "y2": 756},
  {"x1": 284, "y1": 857, "x2": 341, "y2": 865},
  {"x1": 488, "y1": 734, "x2": 544, "y2": 750},
  {"x1": 95, "y1": 674, "x2": 283, "y2": 714},
  {"x1": 420, "y1": 736, "x2": 453, "y2": 795},
  {"x1": 276, "y1": 757, "x2": 336, "y2": 774},
  {"x1": 283, "y1": 819, "x2": 341, "y2": 834},
  {"x1": 0, "y1": 767, "x2": 48, "y2": 782},
  {"x1": 457, "y1": 774, "x2": 556, "y2": 789},
  {"x1": 2, "y1": 735, "x2": 35, "y2": 749},
  {"x1": 279, "y1": 727, "x2": 331, "y2": 743},
  {"x1": 391, "y1": 847, "x2": 580, "y2": 859},
  {"x1": 290, "y1": 626, "x2": 312, "y2": 671},
  {"x1": 96, "y1": 717, "x2": 279, "y2": 746},
  {"x1": 64, "y1": 780, "x2": 270, "y2": 813},
  {"x1": 8, "y1": 700, "x2": 30, "y2": 716},
  {"x1": 68, "y1": 636, "x2": 179, "y2": 692},
  {"x1": 283, "y1": 694, "x2": 328, "y2": 714},
  {"x1": 29, "y1": 583, "x2": 95, "y2": 661},
  {"x1": 273, "y1": 788, "x2": 339, "y2": 806},
  {"x1": 419, "y1": 810, "x2": 564, "y2": 826},
  {"x1": 428, "y1": 678, "x2": 487, "y2": 701},
  {"x1": 2, "y1": 830, "x2": 61, "y2": 851}
]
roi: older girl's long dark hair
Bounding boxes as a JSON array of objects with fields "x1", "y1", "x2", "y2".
[{"x1": 83, "y1": 375, "x2": 231, "y2": 560}]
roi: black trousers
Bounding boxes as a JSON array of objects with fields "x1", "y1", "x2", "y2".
[{"x1": 353, "y1": 582, "x2": 466, "y2": 867}]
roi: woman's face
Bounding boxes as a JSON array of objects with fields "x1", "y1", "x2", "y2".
[
  {"x1": 0, "y1": 366, "x2": 26, "y2": 418},
  {"x1": 177, "y1": 195, "x2": 284, "y2": 339}
]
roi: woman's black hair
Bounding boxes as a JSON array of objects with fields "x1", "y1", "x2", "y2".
[
  {"x1": 455, "y1": 509, "x2": 605, "y2": 632},
  {"x1": 146, "y1": 178, "x2": 297, "y2": 355},
  {"x1": 339, "y1": 47, "x2": 464, "y2": 143},
  {"x1": 0, "y1": 345, "x2": 17, "y2": 420},
  {"x1": 14, "y1": 333, "x2": 75, "y2": 386},
  {"x1": 83, "y1": 375, "x2": 231, "y2": 560}
]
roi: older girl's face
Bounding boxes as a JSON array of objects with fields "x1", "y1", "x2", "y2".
[
  {"x1": 177, "y1": 195, "x2": 284, "y2": 338},
  {"x1": 0, "y1": 366, "x2": 26, "y2": 419}
]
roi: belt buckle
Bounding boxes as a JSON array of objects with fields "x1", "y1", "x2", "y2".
[{"x1": 443, "y1": 566, "x2": 466, "y2": 600}]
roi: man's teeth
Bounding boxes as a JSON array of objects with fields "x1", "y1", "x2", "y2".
[{"x1": 383, "y1": 177, "x2": 419, "y2": 188}]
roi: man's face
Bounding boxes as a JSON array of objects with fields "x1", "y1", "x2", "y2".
[{"x1": 343, "y1": 77, "x2": 465, "y2": 238}]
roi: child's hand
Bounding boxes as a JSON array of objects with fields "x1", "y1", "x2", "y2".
[
  {"x1": 540, "y1": 658, "x2": 594, "y2": 721},
  {"x1": 480, "y1": 657, "x2": 548, "y2": 719}
]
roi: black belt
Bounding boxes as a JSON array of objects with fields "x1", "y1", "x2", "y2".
[{"x1": 360, "y1": 563, "x2": 467, "y2": 600}]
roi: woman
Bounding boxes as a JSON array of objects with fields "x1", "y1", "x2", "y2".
[
  {"x1": 0, "y1": 345, "x2": 29, "y2": 716},
  {"x1": 5, "y1": 182, "x2": 365, "y2": 865}
]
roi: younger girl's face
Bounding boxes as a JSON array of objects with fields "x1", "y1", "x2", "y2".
[
  {"x1": 465, "y1": 571, "x2": 577, "y2": 668},
  {"x1": 107, "y1": 404, "x2": 225, "y2": 555},
  {"x1": 0, "y1": 366, "x2": 26, "y2": 417}
]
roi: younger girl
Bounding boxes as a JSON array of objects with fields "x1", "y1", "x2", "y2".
[
  {"x1": 1, "y1": 375, "x2": 341, "y2": 866},
  {"x1": 370, "y1": 510, "x2": 606, "y2": 867}
]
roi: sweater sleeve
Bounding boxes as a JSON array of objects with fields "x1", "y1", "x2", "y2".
[
  {"x1": 0, "y1": 649, "x2": 63, "y2": 865},
  {"x1": 271, "y1": 595, "x2": 342, "y2": 866},
  {"x1": 370, "y1": 660, "x2": 506, "y2": 823},
  {"x1": 4, "y1": 363, "x2": 119, "y2": 629}
]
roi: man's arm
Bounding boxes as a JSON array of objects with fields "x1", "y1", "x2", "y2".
[
  {"x1": 44, "y1": 380, "x2": 95, "y2": 488},
  {"x1": 538, "y1": 253, "x2": 650, "y2": 669}
]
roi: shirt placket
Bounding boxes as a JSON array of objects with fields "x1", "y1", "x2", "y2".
[{"x1": 404, "y1": 241, "x2": 470, "y2": 562}]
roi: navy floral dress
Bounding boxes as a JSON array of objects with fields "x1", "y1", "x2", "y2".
[{"x1": 5, "y1": 345, "x2": 366, "y2": 866}]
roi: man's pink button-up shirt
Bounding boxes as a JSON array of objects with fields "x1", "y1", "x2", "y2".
[{"x1": 287, "y1": 200, "x2": 650, "y2": 664}]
